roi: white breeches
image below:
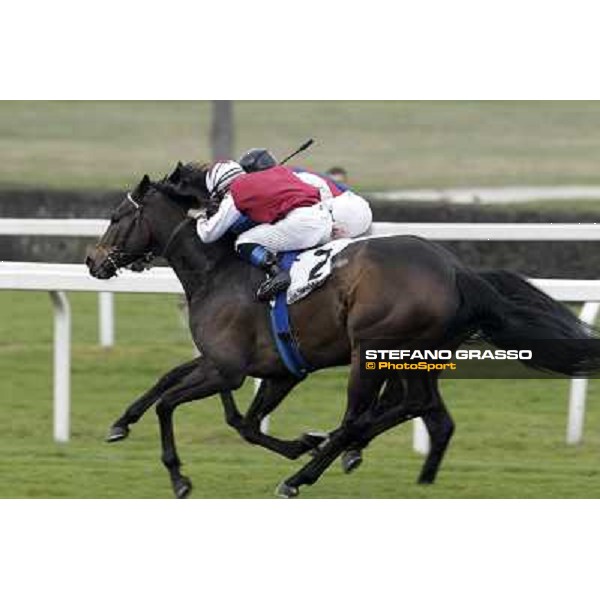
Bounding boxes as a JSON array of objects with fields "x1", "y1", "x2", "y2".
[
  {"x1": 325, "y1": 191, "x2": 373, "y2": 238},
  {"x1": 235, "y1": 204, "x2": 333, "y2": 252}
]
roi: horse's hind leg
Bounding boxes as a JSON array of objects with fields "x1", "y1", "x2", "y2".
[
  {"x1": 340, "y1": 374, "x2": 454, "y2": 485},
  {"x1": 347, "y1": 373, "x2": 456, "y2": 485},
  {"x1": 277, "y1": 363, "x2": 385, "y2": 498},
  {"x1": 417, "y1": 378, "x2": 455, "y2": 484},
  {"x1": 107, "y1": 357, "x2": 202, "y2": 442},
  {"x1": 341, "y1": 376, "x2": 408, "y2": 474},
  {"x1": 341, "y1": 375, "x2": 427, "y2": 475},
  {"x1": 221, "y1": 377, "x2": 327, "y2": 459}
]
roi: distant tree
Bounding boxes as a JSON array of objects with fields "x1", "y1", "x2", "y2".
[{"x1": 210, "y1": 101, "x2": 234, "y2": 161}]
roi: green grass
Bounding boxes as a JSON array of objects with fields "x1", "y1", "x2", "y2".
[
  {"x1": 1, "y1": 290, "x2": 600, "y2": 498},
  {"x1": 4, "y1": 100, "x2": 600, "y2": 191}
]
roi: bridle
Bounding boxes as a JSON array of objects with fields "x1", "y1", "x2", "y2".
[
  {"x1": 126, "y1": 192, "x2": 141, "y2": 209},
  {"x1": 161, "y1": 214, "x2": 194, "y2": 258},
  {"x1": 102, "y1": 192, "x2": 154, "y2": 272},
  {"x1": 103, "y1": 189, "x2": 194, "y2": 273}
]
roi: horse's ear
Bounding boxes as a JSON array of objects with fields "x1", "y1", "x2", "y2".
[
  {"x1": 140, "y1": 174, "x2": 151, "y2": 192},
  {"x1": 168, "y1": 162, "x2": 183, "y2": 184}
]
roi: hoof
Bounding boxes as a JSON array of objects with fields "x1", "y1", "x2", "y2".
[
  {"x1": 417, "y1": 478, "x2": 434, "y2": 486},
  {"x1": 341, "y1": 449, "x2": 363, "y2": 474},
  {"x1": 174, "y1": 477, "x2": 193, "y2": 499},
  {"x1": 276, "y1": 481, "x2": 299, "y2": 499},
  {"x1": 106, "y1": 424, "x2": 129, "y2": 443}
]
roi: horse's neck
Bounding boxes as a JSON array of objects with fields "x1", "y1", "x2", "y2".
[{"x1": 164, "y1": 228, "x2": 239, "y2": 301}]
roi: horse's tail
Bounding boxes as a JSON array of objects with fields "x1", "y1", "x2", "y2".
[{"x1": 452, "y1": 268, "x2": 600, "y2": 376}]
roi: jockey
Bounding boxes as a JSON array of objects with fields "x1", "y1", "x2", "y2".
[
  {"x1": 196, "y1": 160, "x2": 332, "y2": 301},
  {"x1": 326, "y1": 166, "x2": 348, "y2": 185},
  {"x1": 239, "y1": 148, "x2": 373, "y2": 239}
]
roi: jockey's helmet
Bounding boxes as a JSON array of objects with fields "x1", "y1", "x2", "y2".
[
  {"x1": 239, "y1": 148, "x2": 277, "y2": 172},
  {"x1": 205, "y1": 160, "x2": 245, "y2": 200}
]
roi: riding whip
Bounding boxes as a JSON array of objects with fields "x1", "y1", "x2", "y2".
[{"x1": 278, "y1": 139, "x2": 314, "y2": 165}]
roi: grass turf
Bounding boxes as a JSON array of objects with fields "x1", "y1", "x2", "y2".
[
  {"x1": 1, "y1": 290, "x2": 600, "y2": 498},
  {"x1": 4, "y1": 100, "x2": 600, "y2": 191}
]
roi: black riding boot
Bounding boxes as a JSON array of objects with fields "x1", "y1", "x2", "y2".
[
  {"x1": 237, "y1": 243, "x2": 291, "y2": 302},
  {"x1": 256, "y1": 256, "x2": 291, "y2": 301}
]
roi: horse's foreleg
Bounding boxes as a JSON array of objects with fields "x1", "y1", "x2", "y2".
[
  {"x1": 221, "y1": 378, "x2": 326, "y2": 460},
  {"x1": 155, "y1": 359, "x2": 243, "y2": 499},
  {"x1": 107, "y1": 357, "x2": 202, "y2": 442},
  {"x1": 220, "y1": 390, "x2": 244, "y2": 428}
]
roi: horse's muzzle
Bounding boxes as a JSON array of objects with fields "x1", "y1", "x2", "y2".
[{"x1": 86, "y1": 248, "x2": 118, "y2": 280}]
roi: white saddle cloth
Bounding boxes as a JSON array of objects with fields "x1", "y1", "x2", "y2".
[{"x1": 286, "y1": 238, "x2": 357, "y2": 304}]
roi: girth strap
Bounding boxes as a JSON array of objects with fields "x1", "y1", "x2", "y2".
[{"x1": 268, "y1": 252, "x2": 312, "y2": 379}]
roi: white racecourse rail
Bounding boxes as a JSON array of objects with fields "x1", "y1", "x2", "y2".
[
  {"x1": 3, "y1": 219, "x2": 600, "y2": 346},
  {"x1": 2, "y1": 219, "x2": 600, "y2": 447}
]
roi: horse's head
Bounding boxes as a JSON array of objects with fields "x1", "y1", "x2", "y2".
[{"x1": 86, "y1": 169, "x2": 200, "y2": 279}]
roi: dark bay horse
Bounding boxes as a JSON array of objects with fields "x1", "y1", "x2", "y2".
[{"x1": 86, "y1": 170, "x2": 600, "y2": 498}]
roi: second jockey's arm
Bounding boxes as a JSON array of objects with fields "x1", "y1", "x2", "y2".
[
  {"x1": 196, "y1": 193, "x2": 243, "y2": 243},
  {"x1": 293, "y1": 171, "x2": 334, "y2": 204}
]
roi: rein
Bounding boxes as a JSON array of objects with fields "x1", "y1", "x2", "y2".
[{"x1": 161, "y1": 216, "x2": 194, "y2": 259}]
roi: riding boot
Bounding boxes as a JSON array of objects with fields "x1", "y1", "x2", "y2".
[{"x1": 237, "y1": 243, "x2": 291, "y2": 302}]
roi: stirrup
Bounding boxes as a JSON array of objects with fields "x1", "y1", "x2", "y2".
[{"x1": 256, "y1": 272, "x2": 291, "y2": 302}]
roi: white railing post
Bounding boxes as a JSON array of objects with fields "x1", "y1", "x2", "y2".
[
  {"x1": 413, "y1": 417, "x2": 430, "y2": 455},
  {"x1": 98, "y1": 291, "x2": 115, "y2": 347},
  {"x1": 49, "y1": 291, "x2": 71, "y2": 443},
  {"x1": 567, "y1": 379, "x2": 589, "y2": 445},
  {"x1": 566, "y1": 302, "x2": 600, "y2": 445}
]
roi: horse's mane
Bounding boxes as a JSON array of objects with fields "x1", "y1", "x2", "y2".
[
  {"x1": 150, "y1": 161, "x2": 215, "y2": 212},
  {"x1": 175, "y1": 161, "x2": 211, "y2": 190},
  {"x1": 148, "y1": 162, "x2": 238, "y2": 260},
  {"x1": 150, "y1": 177, "x2": 196, "y2": 207}
]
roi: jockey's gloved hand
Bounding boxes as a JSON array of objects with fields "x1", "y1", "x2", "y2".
[{"x1": 187, "y1": 208, "x2": 206, "y2": 220}]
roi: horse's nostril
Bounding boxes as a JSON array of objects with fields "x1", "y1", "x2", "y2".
[{"x1": 85, "y1": 256, "x2": 93, "y2": 268}]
